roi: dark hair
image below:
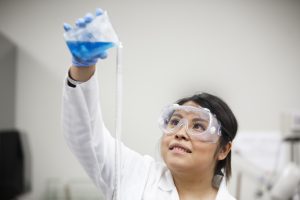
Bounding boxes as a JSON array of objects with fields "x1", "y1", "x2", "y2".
[{"x1": 176, "y1": 92, "x2": 238, "y2": 181}]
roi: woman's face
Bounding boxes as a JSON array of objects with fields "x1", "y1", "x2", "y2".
[{"x1": 161, "y1": 101, "x2": 220, "y2": 175}]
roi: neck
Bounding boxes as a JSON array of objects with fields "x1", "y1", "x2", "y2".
[{"x1": 172, "y1": 170, "x2": 217, "y2": 200}]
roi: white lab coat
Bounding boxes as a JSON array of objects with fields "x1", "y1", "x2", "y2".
[{"x1": 62, "y1": 74, "x2": 236, "y2": 200}]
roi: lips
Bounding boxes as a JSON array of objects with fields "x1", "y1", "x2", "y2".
[{"x1": 169, "y1": 143, "x2": 192, "y2": 153}]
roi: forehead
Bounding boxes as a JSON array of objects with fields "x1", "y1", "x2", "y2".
[
  {"x1": 182, "y1": 101, "x2": 202, "y2": 108},
  {"x1": 172, "y1": 101, "x2": 209, "y2": 120}
]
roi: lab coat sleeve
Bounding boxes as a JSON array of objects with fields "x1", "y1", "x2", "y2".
[{"x1": 62, "y1": 73, "x2": 150, "y2": 198}]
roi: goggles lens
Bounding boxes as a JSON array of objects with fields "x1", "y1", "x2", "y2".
[{"x1": 158, "y1": 104, "x2": 221, "y2": 143}]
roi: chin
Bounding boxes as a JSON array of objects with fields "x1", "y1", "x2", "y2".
[{"x1": 165, "y1": 157, "x2": 192, "y2": 173}]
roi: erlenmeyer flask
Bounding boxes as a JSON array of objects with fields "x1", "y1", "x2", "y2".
[{"x1": 64, "y1": 11, "x2": 119, "y2": 61}]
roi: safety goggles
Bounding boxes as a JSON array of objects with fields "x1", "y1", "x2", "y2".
[{"x1": 158, "y1": 104, "x2": 222, "y2": 143}]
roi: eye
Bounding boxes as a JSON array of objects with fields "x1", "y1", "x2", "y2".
[
  {"x1": 167, "y1": 117, "x2": 180, "y2": 128},
  {"x1": 192, "y1": 122, "x2": 205, "y2": 132},
  {"x1": 170, "y1": 119, "x2": 179, "y2": 126}
]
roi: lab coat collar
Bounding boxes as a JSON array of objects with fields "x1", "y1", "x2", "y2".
[
  {"x1": 158, "y1": 168, "x2": 234, "y2": 200},
  {"x1": 158, "y1": 168, "x2": 175, "y2": 192},
  {"x1": 215, "y1": 178, "x2": 235, "y2": 200}
]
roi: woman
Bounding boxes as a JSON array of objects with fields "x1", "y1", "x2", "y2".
[{"x1": 62, "y1": 9, "x2": 238, "y2": 200}]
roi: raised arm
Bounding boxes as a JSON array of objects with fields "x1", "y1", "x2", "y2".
[
  {"x1": 63, "y1": 66, "x2": 119, "y2": 198},
  {"x1": 62, "y1": 9, "x2": 119, "y2": 197},
  {"x1": 62, "y1": 9, "x2": 153, "y2": 199}
]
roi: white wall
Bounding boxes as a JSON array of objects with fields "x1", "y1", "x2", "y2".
[
  {"x1": 0, "y1": 0, "x2": 300, "y2": 199},
  {"x1": 0, "y1": 33, "x2": 16, "y2": 129}
]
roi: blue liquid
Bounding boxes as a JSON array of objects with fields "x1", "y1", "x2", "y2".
[{"x1": 67, "y1": 41, "x2": 114, "y2": 60}]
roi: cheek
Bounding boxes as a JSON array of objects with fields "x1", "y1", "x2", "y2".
[
  {"x1": 160, "y1": 135, "x2": 172, "y2": 162},
  {"x1": 160, "y1": 136, "x2": 169, "y2": 159},
  {"x1": 192, "y1": 143, "x2": 218, "y2": 163}
]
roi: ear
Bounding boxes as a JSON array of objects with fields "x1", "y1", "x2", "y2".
[{"x1": 217, "y1": 142, "x2": 232, "y2": 160}]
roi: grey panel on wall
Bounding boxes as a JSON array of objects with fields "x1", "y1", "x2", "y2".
[{"x1": 0, "y1": 32, "x2": 16, "y2": 129}]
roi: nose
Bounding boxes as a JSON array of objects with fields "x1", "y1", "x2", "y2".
[{"x1": 174, "y1": 123, "x2": 189, "y2": 141}]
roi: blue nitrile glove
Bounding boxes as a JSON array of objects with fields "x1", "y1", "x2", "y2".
[{"x1": 63, "y1": 8, "x2": 108, "y2": 67}]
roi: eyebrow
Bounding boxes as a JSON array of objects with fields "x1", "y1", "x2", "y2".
[
  {"x1": 192, "y1": 118, "x2": 208, "y2": 124},
  {"x1": 171, "y1": 113, "x2": 183, "y2": 118},
  {"x1": 172, "y1": 113, "x2": 208, "y2": 123}
]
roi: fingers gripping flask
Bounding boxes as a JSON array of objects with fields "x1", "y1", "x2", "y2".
[{"x1": 64, "y1": 10, "x2": 120, "y2": 61}]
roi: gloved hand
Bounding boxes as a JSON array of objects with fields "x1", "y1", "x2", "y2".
[{"x1": 63, "y1": 8, "x2": 113, "y2": 67}]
